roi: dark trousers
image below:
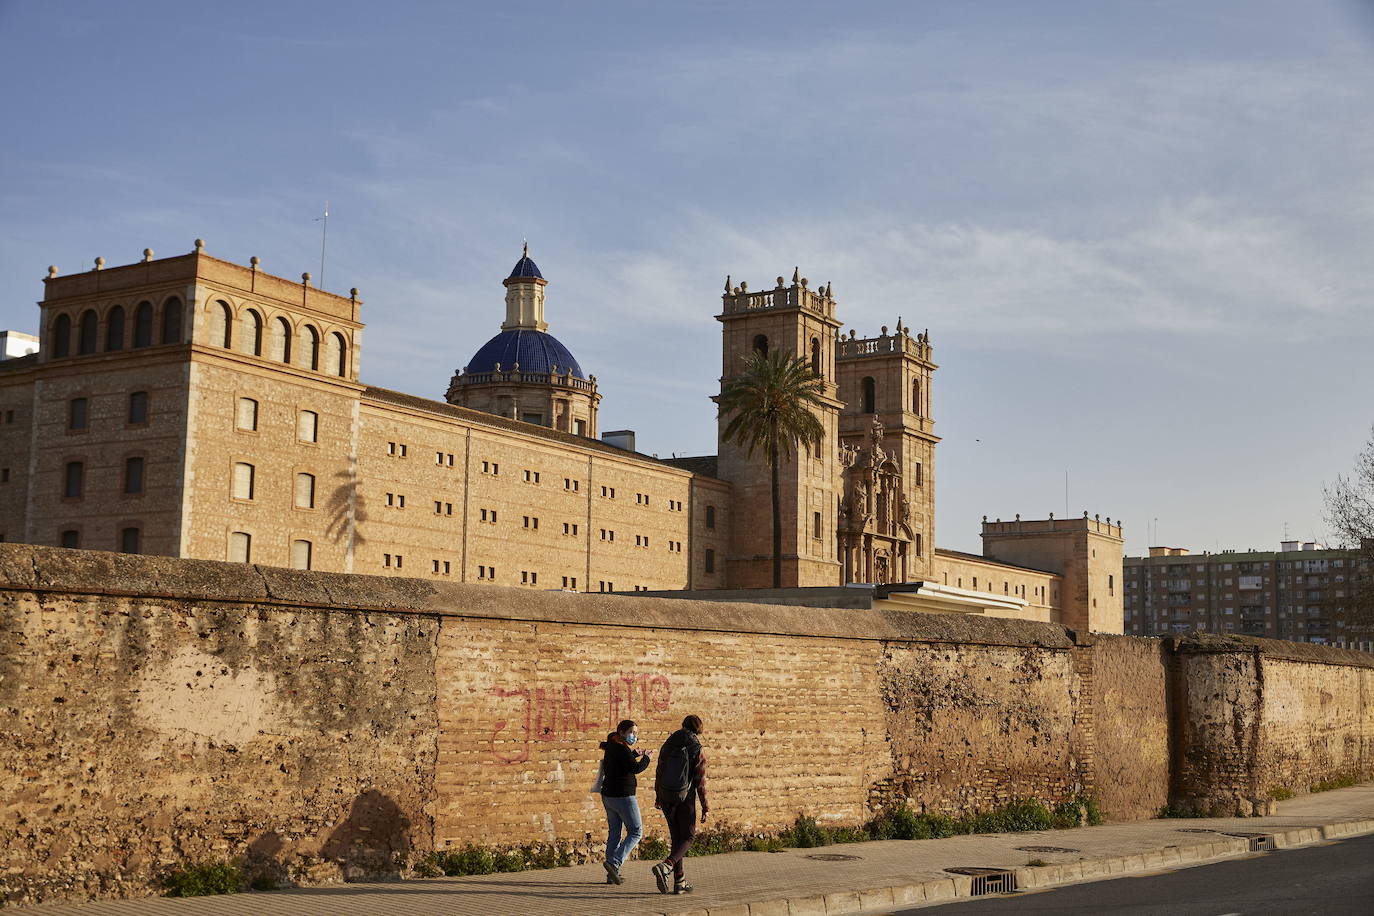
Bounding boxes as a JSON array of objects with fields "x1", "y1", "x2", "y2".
[{"x1": 661, "y1": 797, "x2": 697, "y2": 878}]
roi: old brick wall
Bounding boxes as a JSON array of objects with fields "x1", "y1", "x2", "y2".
[
  {"x1": 1090, "y1": 634, "x2": 1171, "y2": 820},
  {"x1": 4, "y1": 543, "x2": 1374, "y2": 906},
  {"x1": 0, "y1": 546, "x2": 439, "y2": 904}
]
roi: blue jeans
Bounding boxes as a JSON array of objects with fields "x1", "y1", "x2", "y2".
[{"x1": 601, "y1": 794, "x2": 643, "y2": 867}]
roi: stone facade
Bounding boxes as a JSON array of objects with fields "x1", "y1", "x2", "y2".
[
  {"x1": 1, "y1": 543, "x2": 1370, "y2": 904},
  {"x1": 0, "y1": 242, "x2": 1121, "y2": 629}
]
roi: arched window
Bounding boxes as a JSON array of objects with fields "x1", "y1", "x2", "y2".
[
  {"x1": 132, "y1": 302, "x2": 154, "y2": 348},
  {"x1": 294, "y1": 472, "x2": 316, "y2": 509},
  {"x1": 105, "y1": 306, "x2": 126, "y2": 351},
  {"x1": 269, "y1": 317, "x2": 292, "y2": 363},
  {"x1": 810, "y1": 337, "x2": 821, "y2": 374},
  {"x1": 752, "y1": 334, "x2": 768, "y2": 355},
  {"x1": 209, "y1": 301, "x2": 232, "y2": 348},
  {"x1": 52, "y1": 313, "x2": 71, "y2": 357},
  {"x1": 861, "y1": 376, "x2": 876, "y2": 414},
  {"x1": 78, "y1": 310, "x2": 98, "y2": 355},
  {"x1": 160, "y1": 297, "x2": 182, "y2": 344},
  {"x1": 912, "y1": 378, "x2": 922, "y2": 416},
  {"x1": 330, "y1": 332, "x2": 348, "y2": 377},
  {"x1": 303, "y1": 326, "x2": 321, "y2": 370},
  {"x1": 240, "y1": 310, "x2": 263, "y2": 356}
]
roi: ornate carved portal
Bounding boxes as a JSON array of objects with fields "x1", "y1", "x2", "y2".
[{"x1": 838, "y1": 417, "x2": 915, "y2": 584}]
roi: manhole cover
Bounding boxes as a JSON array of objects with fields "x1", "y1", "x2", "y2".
[
  {"x1": 805, "y1": 853, "x2": 861, "y2": 862},
  {"x1": 1014, "y1": 845, "x2": 1080, "y2": 854},
  {"x1": 944, "y1": 867, "x2": 1018, "y2": 896}
]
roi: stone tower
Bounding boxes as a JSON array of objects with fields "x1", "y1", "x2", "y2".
[
  {"x1": 447, "y1": 246, "x2": 600, "y2": 436},
  {"x1": 835, "y1": 322, "x2": 938, "y2": 582},
  {"x1": 715, "y1": 270, "x2": 844, "y2": 587},
  {"x1": 980, "y1": 514, "x2": 1125, "y2": 634}
]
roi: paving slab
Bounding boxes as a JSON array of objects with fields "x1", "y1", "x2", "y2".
[{"x1": 19, "y1": 783, "x2": 1374, "y2": 915}]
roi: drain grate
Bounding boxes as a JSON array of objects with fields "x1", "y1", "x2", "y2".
[
  {"x1": 1014, "y1": 845, "x2": 1080, "y2": 854},
  {"x1": 945, "y1": 867, "x2": 1018, "y2": 896},
  {"x1": 1222, "y1": 832, "x2": 1276, "y2": 852},
  {"x1": 805, "y1": 853, "x2": 861, "y2": 862}
]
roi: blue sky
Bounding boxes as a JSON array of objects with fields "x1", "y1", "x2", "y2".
[{"x1": 3, "y1": 0, "x2": 1372, "y2": 556}]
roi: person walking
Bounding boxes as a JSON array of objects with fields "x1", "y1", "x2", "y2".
[
  {"x1": 598, "y1": 719, "x2": 651, "y2": 885},
  {"x1": 650, "y1": 714, "x2": 708, "y2": 895}
]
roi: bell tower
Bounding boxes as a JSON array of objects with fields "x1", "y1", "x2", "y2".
[
  {"x1": 835, "y1": 321, "x2": 938, "y2": 582},
  {"x1": 715, "y1": 270, "x2": 844, "y2": 587}
]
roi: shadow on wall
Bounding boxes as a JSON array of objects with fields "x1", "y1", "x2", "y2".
[
  {"x1": 319, "y1": 790, "x2": 412, "y2": 881},
  {"x1": 327, "y1": 469, "x2": 365, "y2": 546}
]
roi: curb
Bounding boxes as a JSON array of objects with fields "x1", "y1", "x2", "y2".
[{"x1": 649, "y1": 817, "x2": 1374, "y2": 916}]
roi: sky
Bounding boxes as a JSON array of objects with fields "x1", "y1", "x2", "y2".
[{"x1": 2, "y1": 0, "x2": 1372, "y2": 557}]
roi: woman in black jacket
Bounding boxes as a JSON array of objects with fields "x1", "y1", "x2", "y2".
[{"x1": 598, "y1": 718, "x2": 652, "y2": 885}]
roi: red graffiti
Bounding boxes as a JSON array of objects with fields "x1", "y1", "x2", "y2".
[{"x1": 487, "y1": 672, "x2": 672, "y2": 765}]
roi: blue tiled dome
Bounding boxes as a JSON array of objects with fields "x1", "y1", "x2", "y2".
[
  {"x1": 508, "y1": 254, "x2": 544, "y2": 280},
  {"x1": 465, "y1": 329, "x2": 584, "y2": 378}
]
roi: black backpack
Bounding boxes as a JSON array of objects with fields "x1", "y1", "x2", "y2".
[{"x1": 654, "y1": 731, "x2": 699, "y2": 803}]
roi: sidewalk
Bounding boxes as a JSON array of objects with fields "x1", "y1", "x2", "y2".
[{"x1": 25, "y1": 783, "x2": 1374, "y2": 916}]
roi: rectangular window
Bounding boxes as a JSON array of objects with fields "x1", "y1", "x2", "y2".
[
  {"x1": 443, "y1": 561, "x2": 451, "y2": 574},
  {"x1": 229, "y1": 531, "x2": 251, "y2": 563},
  {"x1": 523, "y1": 469, "x2": 540, "y2": 483},
  {"x1": 523, "y1": 516, "x2": 539, "y2": 530},
  {"x1": 813, "y1": 511, "x2": 822, "y2": 539},
  {"x1": 64, "y1": 461, "x2": 83, "y2": 498},
  {"x1": 232, "y1": 462, "x2": 255, "y2": 500},
  {"x1": 914, "y1": 532, "x2": 923, "y2": 556},
  {"x1": 120, "y1": 527, "x2": 141, "y2": 554},
  {"x1": 298, "y1": 410, "x2": 318, "y2": 442},
  {"x1": 705, "y1": 548, "x2": 715, "y2": 574},
  {"x1": 128, "y1": 391, "x2": 149, "y2": 424},
  {"x1": 295, "y1": 472, "x2": 316, "y2": 509},
  {"x1": 61, "y1": 529, "x2": 80, "y2": 549},
  {"x1": 564, "y1": 478, "x2": 579, "y2": 491},
  {"x1": 236, "y1": 397, "x2": 258, "y2": 431},
  {"x1": 400, "y1": 444, "x2": 407, "y2": 457},
  {"x1": 388, "y1": 441, "x2": 396, "y2": 455},
  {"x1": 574, "y1": 419, "x2": 586, "y2": 436},
  {"x1": 706, "y1": 505, "x2": 716, "y2": 528},
  {"x1": 0, "y1": 468, "x2": 8, "y2": 483},
  {"x1": 124, "y1": 456, "x2": 145, "y2": 494},
  {"x1": 291, "y1": 539, "x2": 312, "y2": 570},
  {"x1": 68, "y1": 397, "x2": 88, "y2": 431}
]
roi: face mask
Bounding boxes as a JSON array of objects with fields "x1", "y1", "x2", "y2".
[{"x1": 624, "y1": 733, "x2": 637, "y2": 746}]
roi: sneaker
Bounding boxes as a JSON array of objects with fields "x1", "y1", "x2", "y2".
[
  {"x1": 603, "y1": 861, "x2": 623, "y2": 885},
  {"x1": 673, "y1": 882, "x2": 693, "y2": 894},
  {"x1": 651, "y1": 861, "x2": 672, "y2": 894}
]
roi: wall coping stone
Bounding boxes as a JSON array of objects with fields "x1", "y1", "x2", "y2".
[
  {"x1": 1169, "y1": 631, "x2": 1374, "y2": 669},
  {"x1": 0, "y1": 543, "x2": 1075, "y2": 649}
]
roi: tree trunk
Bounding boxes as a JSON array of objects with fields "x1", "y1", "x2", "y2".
[{"x1": 770, "y1": 438, "x2": 782, "y2": 589}]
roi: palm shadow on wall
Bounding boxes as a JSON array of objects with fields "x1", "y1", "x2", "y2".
[
  {"x1": 319, "y1": 789, "x2": 412, "y2": 881},
  {"x1": 326, "y1": 470, "x2": 365, "y2": 546}
]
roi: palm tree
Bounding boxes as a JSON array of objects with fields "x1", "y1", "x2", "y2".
[{"x1": 717, "y1": 347, "x2": 827, "y2": 588}]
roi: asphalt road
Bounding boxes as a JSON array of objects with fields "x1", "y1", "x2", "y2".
[{"x1": 889, "y1": 832, "x2": 1374, "y2": 915}]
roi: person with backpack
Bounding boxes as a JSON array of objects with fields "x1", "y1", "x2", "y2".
[
  {"x1": 597, "y1": 719, "x2": 652, "y2": 885},
  {"x1": 650, "y1": 714, "x2": 708, "y2": 895}
]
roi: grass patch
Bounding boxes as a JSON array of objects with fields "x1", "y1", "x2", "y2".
[
  {"x1": 164, "y1": 861, "x2": 241, "y2": 897},
  {"x1": 638, "y1": 835, "x2": 669, "y2": 860},
  {"x1": 1311, "y1": 773, "x2": 1360, "y2": 793},
  {"x1": 1267, "y1": 786, "x2": 1295, "y2": 801},
  {"x1": 1025, "y1": 858, "x2": 1048, "y2": 867}
]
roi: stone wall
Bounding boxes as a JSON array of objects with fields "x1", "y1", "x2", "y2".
[{"x1": 1, "y1": 543, "x2": 1372, "y2": 905}]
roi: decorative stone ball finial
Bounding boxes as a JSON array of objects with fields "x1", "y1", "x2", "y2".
[
  {"x1": 143, "y1": 248, "x2": 154, "y2": 262},
  {"x1": 94, "y1": 256, "x2": 105, "y2": 270},
  {"x1": 739, "y1": 280, "x2": 748, "y2": 292},
  {"x1": 301, "y1": 272, "x2": 311, "y2": 286},
  {"x1": 250, "y1": 256, "x2": 260, "y2": 268},
  {"x1": 982, "y1": 515, "x2": 988, "y2": 523},
  {"x1": 776, "y1": 276, "x2": 785, "y2": 287},
  {"x1": 1049, "y1": 512, "x2": 1055, "y2": 520},
  {"x1": 350, "y1": 287, "x2": 359, "y2": 300},
  {"x1": 194, "y1": 239, "x2": 204, "y2": 252},
  {"x1": 849, "y1": 329, "x2": 856, "y2": 339},
  {"x1": 47, "y1": 265, "x2": 58, "y2": 278},
  {"x1": 800, "y1": 277, "x2": 808, "y2": 288},
  {"x1": 1083, "y1": 510, "x2": 1089, "y2": 518},
  {"x1": 1015, "y1": 513, "x2": 1021, "y2": 520},
  {"x1": 880, "y1": 326, "x2": 888, "y2": 336}
]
